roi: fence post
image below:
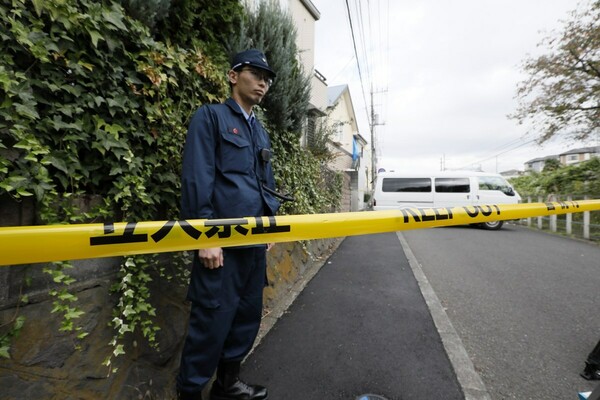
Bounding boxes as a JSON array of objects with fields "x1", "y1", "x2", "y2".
[
  {"x1": 548, "y1": 194, "x2": 558, "y2": 232},
  {"x1": 566, "y1": 195, "x2": 572, "y2": 235},
  {"x1": 537, "y1": 196, "x2": 544, "y2": 229},
  {"x1": 548, "y1": 195, "x2": 560, "y2": 232},
  {"x1": 527, "y1": 196, "x2": 532, "y2": 227},
  {"x1": 584, "y1": 194, "x2": 591, "y2": 240},
  {"x1": 550, "y1": 213, "x2": 557, "y2": 232}
]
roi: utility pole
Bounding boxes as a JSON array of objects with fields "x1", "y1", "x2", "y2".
[{"x1": 370, "y1": 85, "x2": 386, "y2": 186}]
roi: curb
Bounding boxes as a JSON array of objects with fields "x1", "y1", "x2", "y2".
[{"x1": 397, "y1": 232, "x2": 492, "y2": 400}]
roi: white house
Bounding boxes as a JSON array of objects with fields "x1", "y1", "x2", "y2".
[
  {"x1": 326, "y1": 85, "x2": 370, "y2": 211},
  {"x1": 524, "y1": 146, "x2": 599, "y2": 172},
  {"x1": 524, "y1": 155, "x2": 560, "y2": 172},
  {"x1": 559, "y1": 146, "x2": 599, "y2": 166}
]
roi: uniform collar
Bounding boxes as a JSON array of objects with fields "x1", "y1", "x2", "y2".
[{"x1": 225, "y1": 98, "x2": 254, "y2": 122}]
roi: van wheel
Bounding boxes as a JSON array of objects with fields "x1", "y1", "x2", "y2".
[{"x1": 482, "y1": 221, "x2": 503, "y2": 230}]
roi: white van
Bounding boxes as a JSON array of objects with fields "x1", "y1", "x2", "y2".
[{"x1": 372, "y1": 171, "x2": 521, "y2": 230}]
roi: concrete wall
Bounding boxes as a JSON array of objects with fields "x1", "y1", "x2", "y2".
[{"x1": 0, "y1": 196, "x2": 342, "y2": 399}]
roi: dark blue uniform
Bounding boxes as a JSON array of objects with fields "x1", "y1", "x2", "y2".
[{"x1": 177, "y1": 98, "x2": 280, "y2": 394}]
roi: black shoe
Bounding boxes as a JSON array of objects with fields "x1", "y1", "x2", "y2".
[
  {"x1": 209, "y1": 378, "x2": 268, "y2": 400},
  {"x1": 177, "y1": 388, "x2": 203, "y2": 400},
  {"x1": 209, "y1": 360, "x2": 268, "y2": 400},
  {"x1": 581, "y1": 363, "x2": 600, "y2": 380}
]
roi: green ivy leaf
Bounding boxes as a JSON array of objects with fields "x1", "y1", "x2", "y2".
[
  {"x1": 103, "y1": 9, "x2": 128, "y2": 31},
  {"x1": 64, "y1": 309, "x2": 84, "y2": 320},
  {"x1": 0, "y1": 182, "x2": 14, "y2": 192},
  {"x1": 31, "y1": 0, "x2": 44, "y2": 17},
  {"x1": 14, "y1": 103, "x2": 39, "y2": 120},
  {"x1": 0, "y1": 345, "x2": 9, "y2": 359},
  {"x1": 16, "y1": 188, "x2": 33, "y2": 196},
  {"x1": 87, "y1": 30, "x2": 103, "y2": 48},
  {"x1": 14, "y1": 316, "x2": 25, "y2": 331},
  {"x1": 45, "y1": 156, "x2": 69, "y2": 174}
]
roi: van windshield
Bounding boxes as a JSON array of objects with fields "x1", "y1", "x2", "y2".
[{"x1": 478, "y1": 176, "x2": 515, "y2": 196}]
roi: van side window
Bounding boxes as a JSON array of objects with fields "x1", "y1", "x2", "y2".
[
  {"x1": 479, "y1": 176, "x2": 515, "y2": 196},
  {"x1": 382, "y1": 178, "x2": 431, "y2": 192},
  {"x1": 435, "y1": 178, "x2": 470, "y2": 193}
]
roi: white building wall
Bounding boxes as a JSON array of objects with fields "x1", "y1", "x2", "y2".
[
  {"x1": 328, "y1": 92, "x2": 357, "y2": 153},
  {"x1": 288, "y1": 0, "x2": 315, "y2": 73},
  {"x1": 282, "y1": 0, "x2": 327, "y2": 112}
]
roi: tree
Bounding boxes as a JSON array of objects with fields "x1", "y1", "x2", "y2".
[
  {"x1": 226, "y1": 0, "x2": 311, "y2": 134},
  {"x1": 510, "y1": 157, "x2": 600, "y2": 195},
  {"x1": 543, "y1": 158, "x2": 561, "y2": 172},
  {"x1": 512, "y1": 0, "x2": 600, "y2": 143}
]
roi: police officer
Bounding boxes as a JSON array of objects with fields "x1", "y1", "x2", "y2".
[{"x1": 176, "y1": 49, "x2": 280, "y2": 400}]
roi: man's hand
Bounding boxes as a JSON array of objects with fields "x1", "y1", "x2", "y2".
[
  {"x1": 267, "y1": 243, "x2": 275, "y2": 252},
  {"x1": 198, "y1": 248, "x2": 223, "y2": 269}
]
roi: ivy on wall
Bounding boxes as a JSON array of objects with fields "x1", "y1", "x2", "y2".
[
  {"x1": 0, "y1": 0, "x2": 342, "y2": 365},
  {"x1": 0, "y1": 0, "x2": 234, "y2": 365}
]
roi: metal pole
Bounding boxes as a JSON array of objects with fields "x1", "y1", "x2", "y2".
[{"x1": 370, "y1": 86, "x2": 375, "y2": 186}]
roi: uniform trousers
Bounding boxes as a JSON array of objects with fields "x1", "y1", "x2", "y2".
[{"x1": 176, "y1": 246, "x2": 267, "y2": 395}]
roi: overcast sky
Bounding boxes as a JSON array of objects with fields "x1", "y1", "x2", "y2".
[{"x1": 311, "y1": 0, "x2": 596, "y2": 174}]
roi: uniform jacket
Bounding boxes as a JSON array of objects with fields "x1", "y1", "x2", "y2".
[{"x1": 181, "y1": 98, "x2": 280, "y2": 221}]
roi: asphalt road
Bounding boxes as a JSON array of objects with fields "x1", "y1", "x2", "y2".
[
  {"x1": 402, "y1": 224, "x2": 600, "y2": 399},
  {"x1": 243, "y1": 232, "x2": 464, "y2": 400}
]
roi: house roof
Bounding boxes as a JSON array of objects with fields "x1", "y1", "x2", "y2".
[
  {"x1": 559, "y1": 146, "x2": 600, "y2": 156},
  {"x1": 524, "y1": 155, "x2": 559, "y2": 164},
  {"x1": 327, "y1": 84, "x2": 348, "y2": 107},
  {"x1": 354, "y1": 133, "x2": 368, "y2": 145},
  {"x1": 300, "y1": 0, "x2": 320, "y2": 20}
]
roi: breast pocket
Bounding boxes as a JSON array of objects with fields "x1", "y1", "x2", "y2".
[{"x1": 219, "y1": 132, "x2": 253, "y2": 174}]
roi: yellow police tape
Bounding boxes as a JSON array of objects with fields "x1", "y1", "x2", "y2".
[{"x1": 1, "y1": 199, "x2": 599, "y2": 266}]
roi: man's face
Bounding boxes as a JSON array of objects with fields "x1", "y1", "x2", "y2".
[{"x1": 229, "y1": 67, "x2": 273, "y2": 106}]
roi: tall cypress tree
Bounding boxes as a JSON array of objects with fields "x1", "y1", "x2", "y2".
[{"x1": 228, "y1": 0, "x2": 311, "y2": 135}]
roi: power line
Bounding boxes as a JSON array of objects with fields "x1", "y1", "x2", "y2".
[
  {"x1": 341, "y1": 0, "x2": 390, "y2": 176},
  {"x1": 361, "y1": 0, "x2": 373, "y2": 86},
  {"x1": 330, "y1": 55, "x2": 356, "y2": 82},
  {"x1": 456, "y1": 138, "x2": 537, "y2": 170},
  {"x1": 344, "y1": 0, "x2": 370, "y2": 123}
]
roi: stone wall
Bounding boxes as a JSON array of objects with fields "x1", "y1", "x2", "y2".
[{"x1": 0, "y1": 196, "x2": 343, "y2": 399}]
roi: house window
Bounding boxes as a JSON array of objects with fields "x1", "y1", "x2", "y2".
[
  {"x1": 334, "y1": 122, "x2": 343, "y2": 143},
  {"x1": 435, "y1": 178, "x2": 471, "y2": 193},
  {"x1": 382, "y1": 178, "x2": 431, "y2": 193},
  {"x1": 305, "y1": 116, "x2": 316, "y2": 147},
  {"x1": 567, "y1": 154, "x2": 579, "y2": 162}
]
